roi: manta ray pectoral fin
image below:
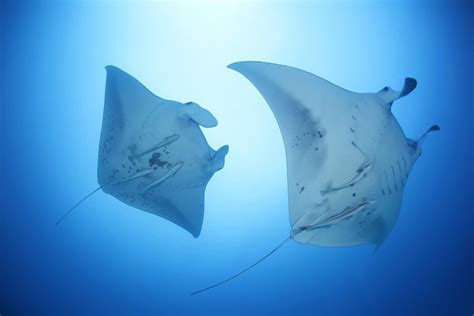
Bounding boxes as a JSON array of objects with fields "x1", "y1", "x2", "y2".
[
  {"x1": 103, "y1": 66, "x2": 168, "y2": 121},
  {"x1": 210, "y1": 145, "x2": 229, "y2": 172},
  {"x1": 183, "y1": 102, "x2": 218, "y2": 128},
  {"x1": 377, "y1": 77, "x2": 417, "y2": 105}
]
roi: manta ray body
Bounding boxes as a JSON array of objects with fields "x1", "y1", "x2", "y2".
[
  {"x1": 58, "y1": 66, "x2": 228, "y2": 238},
  {"x1": 229, "y1": 61, "x2": 438, "y2": 249},
  {"x1": 190, "y1": 62, "x2": 439, "y2": 295}
]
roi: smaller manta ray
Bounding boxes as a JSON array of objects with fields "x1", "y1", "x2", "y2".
[
  {"x1": 57, "y1": 66, "x2": 229, "y2": 238},
  {"x1": 191, "y1": 61, "x2": 439, "y2": 295}
]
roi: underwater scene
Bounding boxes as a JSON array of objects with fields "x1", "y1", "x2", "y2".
[{"x1": 1, "y1": 1, "x2": 472, "y2": 315}]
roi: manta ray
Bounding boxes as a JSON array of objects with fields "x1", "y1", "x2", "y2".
[
  {"x1": 191, "y1": 61, "x2": 439, "y2": 295},
  {"x1": 57, "y1": 66, "x2": 228, "y2": 238}
]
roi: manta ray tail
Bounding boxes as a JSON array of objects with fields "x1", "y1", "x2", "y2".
[
  {"x1": 56, "y1": 186, "x2": 102, "y2": 226},
  {"x1": 190, "y1": 236, "x2": 291, "y2": 296}
]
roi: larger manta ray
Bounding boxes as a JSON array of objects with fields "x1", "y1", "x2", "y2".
[{"x1": 191, "y1": 61, "x2": 439, "y2": 295}]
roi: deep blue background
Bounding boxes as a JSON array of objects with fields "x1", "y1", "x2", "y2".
[{"x1": 1, "y1": 1, "x2": 472, "y2": 315}]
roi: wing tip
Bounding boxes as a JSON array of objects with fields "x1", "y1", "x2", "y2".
[
  {"x1": 227, "y1": 61, "x2": 248, "y2": 72},
  {"x1": 191, "y1": 230, "x2": 201, "y2": 238},
  {"x1": 104, "y1": 65, "x2": 122, "y2": 73},
  {"x1": 228, "y1": 60, "x2": 254, "y2": 68},
  {"x1": 227, "y1": 61, "x2": 272, "y2": 72}
]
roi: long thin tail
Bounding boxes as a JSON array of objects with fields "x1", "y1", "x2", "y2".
[
  {"x1": 56, "y1": 186, "x2": 102, "y2": 226},
  {"x1": 190, "y1": 236, "x2": 291, "y2": 296}
]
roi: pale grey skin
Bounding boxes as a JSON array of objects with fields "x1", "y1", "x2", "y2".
[
  {"x1": 98, "y1": 66, "x2": 228, "y2": 238},
  {"x1": 229, "y1": 61, "x2": 438, "y2": 249}
]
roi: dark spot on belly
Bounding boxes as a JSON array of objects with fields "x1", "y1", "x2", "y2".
[{"x1": 149, "y1": 152, "x2": 168, "y2": 168}]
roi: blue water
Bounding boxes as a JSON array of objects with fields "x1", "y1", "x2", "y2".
[{"x1": 1, "y1": 1, "x2": 472, "y2": 315}]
